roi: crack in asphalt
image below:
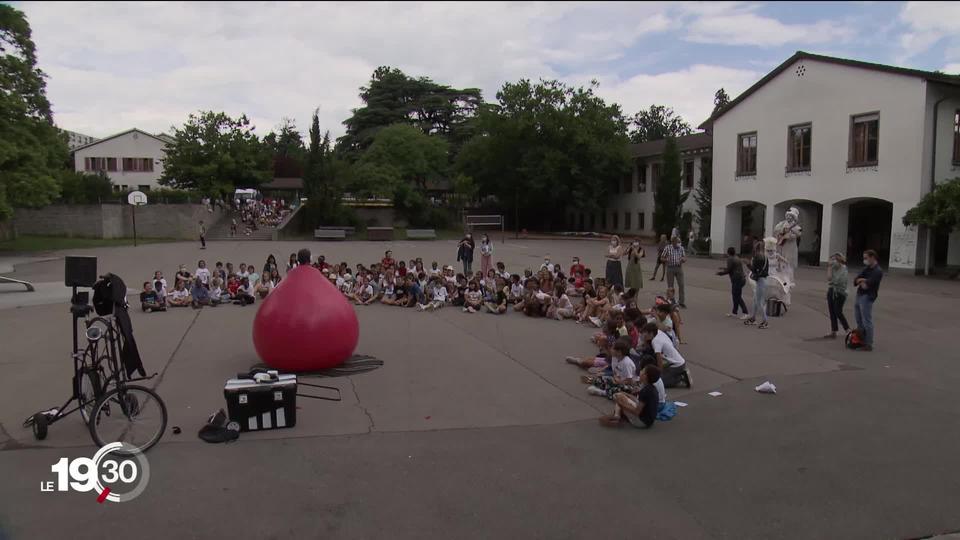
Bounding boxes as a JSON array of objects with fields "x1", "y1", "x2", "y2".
[{"x1": 346, "y1": 375, "x2": 375, "y2": 434}]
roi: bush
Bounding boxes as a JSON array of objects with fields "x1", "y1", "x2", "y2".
[{"x1": 58, "y1": 171, "x2": 113, "y2": 204}]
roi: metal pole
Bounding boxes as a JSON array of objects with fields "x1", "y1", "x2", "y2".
[{"x1": 132, "y1": 204, "x2": 138, "y2": 247}]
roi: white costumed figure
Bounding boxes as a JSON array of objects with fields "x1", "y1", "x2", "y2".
[
  {"x1": 774, "y1": 207, "x2": 802, "y2": 287},
  {"x1": 747, "y1": 237, "x2": 793, "y2": 308}
]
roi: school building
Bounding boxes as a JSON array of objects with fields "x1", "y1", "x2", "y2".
[{"x1": 702, "y1": 51, "x2": 960, "y2": 272}]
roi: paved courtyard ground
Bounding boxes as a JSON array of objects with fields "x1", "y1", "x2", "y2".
[{"x1": 1, "y1": 238, "x2": 959, "y2": 539}]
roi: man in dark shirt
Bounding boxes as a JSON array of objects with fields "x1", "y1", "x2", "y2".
[
  {"x1": 853, "y1": 249, "x2": 883, "y2": 351},
  {"x1": 599, "y1": 364, "x2": 661, "y2": 429}
]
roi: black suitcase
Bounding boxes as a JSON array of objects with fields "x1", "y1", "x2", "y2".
[
  {"x1": 223, "y1": 371, "x2": 340, "y2": 432},
  {"x1": 766, "y1": 298, "x2": 786, "y2": 317}
]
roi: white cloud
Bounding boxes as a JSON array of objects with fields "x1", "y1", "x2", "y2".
[
  {"x1": 898, "y1": 1, "x2": 960, "y2": 59},
  {"x1": 22, "y1": 1, "x2": 681, "y2": 139},
  {"x1": 684, "y1": 9, "x2": 854, "y2": 47},
  {"x1": 943, "y1": 64, "x2": 960, "y2": 75},
  {"x1": 581, "y1": 64, "x2": 761, "y2": 128}
]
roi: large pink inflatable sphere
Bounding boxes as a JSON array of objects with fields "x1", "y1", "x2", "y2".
[{"x1": 252, "y1": 265, "x2": 359, "y2": 371}]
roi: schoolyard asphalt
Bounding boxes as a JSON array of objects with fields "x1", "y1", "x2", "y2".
[{"x1": 1, "y1": 238, "x2": 959, "y2": 539}]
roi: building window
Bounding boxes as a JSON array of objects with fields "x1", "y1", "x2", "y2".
[
  {"x1": 138, "y1": 185, "x2": 151, "y2": 192},
  {"x1": 737, "y1": 133, "x2": 757, "y2": 175},
  {"x1": 601, "y1": 212, "x2": 607, "y2": 230},
  {"x1": 787, "y1": 123, "x2": 812, "y2": 171},
  {"x1": 639, "y1": 212, "x2": 645, "y2": 230},
  {"x1": 123, "y1": 158, "x2": 154, "y2": 172},
  {"x1": 651, "y1": 163, "x2": 661, "y2": 192},
  {"x1": 849, "y1": 113, "x2": 879, "y2": 166},
  {"x1": 623, "y1": 173, "x2": 632, "y2": 193},
  {"x1": 638, "y1": 163, "x2": 647, "y2": 192},
  {"x1": 683, "y1": 160, "x2": 695, "y2": 190},
  {"x1": 624, "y1": 212, "x2": 631, "y2": 230},
  {"x1": 612, "y1": 212, "x2": 618, "y2": 230},
  {"x1": 953, "y1": 110, "x2": 960, "y2": 166},
  {"x1": 579, "y1": 213, "x2": 585, "y2": 230}
]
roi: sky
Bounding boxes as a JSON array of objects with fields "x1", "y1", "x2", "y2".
[{"x1": 15, "y1": 1, "x2": 960, "y2": 140}]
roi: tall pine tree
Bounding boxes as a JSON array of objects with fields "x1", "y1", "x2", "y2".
[{"x1": 653, "y1": 137, "x2": 684, "y2": 238}]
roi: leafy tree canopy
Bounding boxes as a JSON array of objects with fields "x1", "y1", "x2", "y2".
[
  {"x1": 629, "y1": 104, "x2": 692, "y2": 144},
  {"x1": 903, "y1": 178, "x2": 960, "y2": 231},
  {"x1": 652, "y1": 137, "x2": 688, "y2": 237},
  {"x1": 0, "y1": 5, "x2": 68, "y2": 219},
  {"x1": 263, "y1": 117, "x2": 306, "y2": 177},
  {"x1": 337, "y1": 66, "x2": 482, "y2": 160},
  {"x1": 456, "y1": 79, "x2": 630, "y2": 229},
  {"x1": 159, "y1": 111, "x2": 272, "y2": 194},
  {"x1": 713, "y1": 88, "x2": 731, "y2": 114}
]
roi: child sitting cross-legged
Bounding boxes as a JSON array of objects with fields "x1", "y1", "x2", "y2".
[
  {"x1": 583, "y1": 339, "x2": 638, "y2": 398},
  {"x1": 462, "y1": 280, "x2": 483, "y2": 313},
  {"x1": 140, "y1": 282, "x2": 166, "y2": 312},
  {"x1": 418, "y1": 276, "x2": 448, "y2": 311},
  {"x1": 167, "y1": 280, "x2": 192, "y2": 307},
  {"x1": 483, "y1": 277, "x2": 509, "y2": 314},
  {"x1": 598, "y1": 364, "x2": 662, "y2": 429}
]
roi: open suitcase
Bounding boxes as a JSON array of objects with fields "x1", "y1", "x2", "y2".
[{"x1": 224, "y1": 370, "x2": 341, "y2": 432}]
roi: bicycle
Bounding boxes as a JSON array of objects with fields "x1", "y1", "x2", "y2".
[{"x1": 24, "y1": 278, "x2": 168, "y2": 454}]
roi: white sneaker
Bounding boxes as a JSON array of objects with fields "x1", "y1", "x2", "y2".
[
  {"x1": 463, "y1": 307, "x2": 469, "y2": 313},
  {"x1": 416, "y1": 304, "x2": 425, "y2": 311},
  {"x1": 739, "y1": 314, "x2": 750, "y2": 320},
  {"x1": 725, "y1": 313, "x2": 735, "y2": 318},
  {"x1": 589, "y1": 316, "x2": 602, "y2": 328},
  {"x1": 586, "y1": 386, "x2": 606, "y2": 396}
]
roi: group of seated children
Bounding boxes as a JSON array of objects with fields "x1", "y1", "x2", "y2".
[
  {"x1": 564, "y1": 295, "x2": 690, "y2": 430},
  {"x1": 324, "y1": 251, "x2": 666, "y2": 326},
  {"x1": 140, "y1": 254, "x2": 295, "y2": 311}
]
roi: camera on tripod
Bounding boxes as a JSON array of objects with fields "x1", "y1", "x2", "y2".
[{"x1": 65, "y1": 256, "x2": 97, "y2": 317}]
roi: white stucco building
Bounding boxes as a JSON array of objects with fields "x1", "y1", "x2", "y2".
[
  {"x1": 704, "y1": 51, "x2": 960, "y2": 272},
  {"x1": 570, "y1": 133, "x2": 711, "y2": 238},
  {"x1": 72, "y1": 128, "x2": 170, "y2": 191}
]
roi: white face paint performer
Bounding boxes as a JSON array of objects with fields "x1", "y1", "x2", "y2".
[{"x1": 773, "y1": 207, "x2": 802, "y2": 288}]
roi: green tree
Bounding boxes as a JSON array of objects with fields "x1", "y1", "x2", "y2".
[
  {"x1": 713, "y1": 88, "x2": 731, "y2": 114},
  {"x1": 58, "y1": 170, "x2": 113, "y2": 204},
  {"x1": 160, "y1": 111, "x2": 272, "y2": 194},
  {"x1": 457, "y1": 79, "x2": 630, "y2": 230},
  {"x1": 263, "y1": 117, "x2": 306, "y2": 178},
  {"x1": 653, "y1": 137, "x2": 688, "y2": 238},
  {"x1": 0, "y1": 5, "x2": 69, "y2": 219},
  {"x1": 302, "y1": 109, "x2": 347, "y2": 227},
  {"x1": 629, "y1": 104, "x2": 692, "y2": 144},
  {"x1": 903, "y1": 178, "x2": 960, "y2": 231},
  {"x1": 337, "y1": 66, "x2": 482, "y2": 160},
  {"x1": 693, "y1": 159, "x2": 712, "y2": 240}
]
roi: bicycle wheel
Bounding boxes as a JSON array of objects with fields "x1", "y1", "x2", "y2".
[
  {"x1": 78, "y1": 366, "x2": 104, "y2": 423},
  {"x1": 88, "y1": 384, "x2": 167, "y2": 453}
]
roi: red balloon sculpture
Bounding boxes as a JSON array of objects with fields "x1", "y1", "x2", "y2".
[{"x1": 252, "y1": 265, "x2": 359, "y2": 371}]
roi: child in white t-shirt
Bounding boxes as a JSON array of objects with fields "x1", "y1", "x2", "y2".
[{"x1": 418, "y1": 278, "x2": 448, "y2": 311}]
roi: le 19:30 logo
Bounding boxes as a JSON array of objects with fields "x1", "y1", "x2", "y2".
[{"x1": 41, "y1": 442, "x2": 151, "y2": 503}]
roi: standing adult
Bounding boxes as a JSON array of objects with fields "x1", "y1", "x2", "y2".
[
  {"x1": 605, "y1": 236, "x2": 625, "y2": 288},
  {"x1": 479, "y1": 234, "x2": 493, "y2": 277},
  {"x1": 625, "y1": 238, "x2": 645, "y2": 290},
  {"x1": 717, "y1": 247, "x2": 748, "y2": 319},
  {"x1": 744, "y1": 239, "x2": 769, "y2": 329},
  {"x1": 650, "y1": 234, "x2": 668, "y2": 281},
  {"x1": 198, "y1": 220, "x2": 206, "y2": 249},
  {"x1": 457, "y1": 233, "x2": 475, "y2": 275},
  {"x1": 824, "y1": 252, "x2": 850, "y2": 339},
  {"x1": 853, "y1": 249, "x2": 883, "y2": 351},
  {"x1": 661, "y1": 236, "x2": 687, "y2": 308}
]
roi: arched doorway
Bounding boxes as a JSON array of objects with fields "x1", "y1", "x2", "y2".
[
  {"x1": 831, "y1": 198, "x2": 893, "y2": 266},
  {"x1": 773, "y1": 200, "x2": 823, "y2": 266},
  {"x1": 724, "y1": 201, "x2": 766, "y2": 255}
]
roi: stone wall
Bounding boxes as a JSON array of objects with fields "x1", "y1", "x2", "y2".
[{"x1": 13, "y1": 204, "x2": 221, "y2": 240}]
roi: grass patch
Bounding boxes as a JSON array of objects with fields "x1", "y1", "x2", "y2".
[{"x1": 0, "y1": 235, "x2": 176, "y2": 253}]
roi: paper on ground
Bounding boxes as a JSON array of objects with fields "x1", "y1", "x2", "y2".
[
  {"x1": 674, "y1": 401, "x2": 688, "y2": 407},
  {"x1": 707, "y1": 391, "x2": 722, "y2": 397}
]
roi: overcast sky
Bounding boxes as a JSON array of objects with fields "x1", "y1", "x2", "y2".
[{"x1": 17, "y1": 1, "x2": 960, "y2": 140}]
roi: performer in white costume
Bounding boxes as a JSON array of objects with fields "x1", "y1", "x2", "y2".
[{"x1": 773, "y1": 207, "x2": 801, "y2": 287}]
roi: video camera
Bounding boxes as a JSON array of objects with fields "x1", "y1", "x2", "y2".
[{"x1": 65, "y1": 256, "x2": 96, "y2": 317}]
